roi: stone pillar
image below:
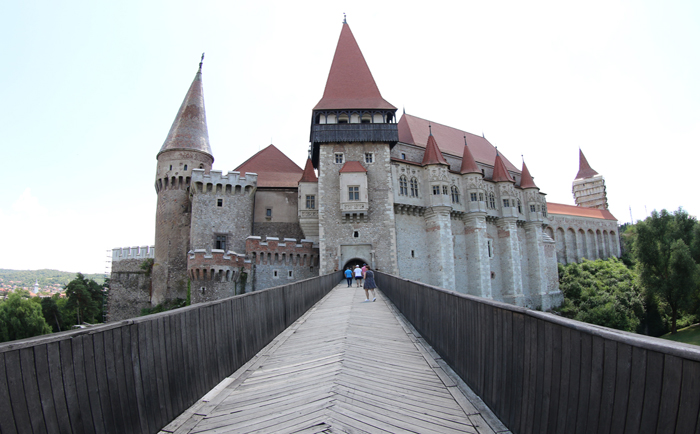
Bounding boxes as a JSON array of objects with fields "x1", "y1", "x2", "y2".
[
  {"x1": 524, "y1": 222, "x2": 547, "y2": 308},
  {"x1": 496, "y1": 218, "x2": 525, "y2": 306},
  {"x1": 463, "y1": 214, "x2": 492, "y2": 298},
  {"x1": 424, "y1": 206, "x2": 455, "y2": 291}
]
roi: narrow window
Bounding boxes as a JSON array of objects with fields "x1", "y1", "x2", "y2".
[
  {"x1": 432, "y1": 186, "x2": 440, "y2": 195},
  {"x1": 266, "y1": 208, "x2": 272, "y2": 219},
  {"x1": 217, "y1": 199, "x2": 223, "y2": 207},
  {"x1": 411, "y1": 250, "x2": 415, "y2": 258},
  {"x1": 530, "y1": 204, "x2": 536, "y2": 213},
  {"x1": 215, "y1": 235, "x2": 227, "y2": 251},
  {"x1": 401, "y1": 153, "x2": 406, "y2": 160},
  {"x1": 489, "y1": 193, "x2": 496, "y2": 209},
  {"x1": 399, "y1": 176, "x2": 408, "y2": 195},
  {"x1": 169, "y1": 165, "x2": 172, "y2": 170},
  {"x1": 451, "y1": 186, "x2": 460, "y2": 203},
  {"x1": 348, "y1": 186, "x2": 359, "y2": 201},
  {"x1": 487, "y1": 240, "x2": 493, "y2": 258},
  {"x1": 335, "y1": 153, "x2": 344, "y2": 164},
  {"x1": 503, "y1": 199, "x2": 510, "y2": 208},
  {"x1": 288, "y1": 270, "x2": 294, "y2": 278},
  {"x1": 470, "y1": 192, "x2": 478, "y2": 202},
  {"x1": 410, "y1": 178, "x2": 418, "y2": 197},
  {"x1": 365, "y1": 153, "x2": 374, "y2": 163},
  {"x1": 543, "y1": 204, "x2": 548, "y2": 217},
  {"x1": 442, "y1": 185, "x2": 448, "y2": 195},
  {"x1": 353, "y1": 231, "x2": 359, "y2": 238},
  {"x1": 184, "y1": 164, "x2": 188, "y2": 170},
  {"x1": 306, "y1": 195, "x2": 315, "y2": 209},
  {"x1": 518, "y1": 200, "x2": 522, "y2": 214},
  {"x1": 479, "y1": 192, "x2": 484, "y2": 201},
  {"x1": 273, "y1": 270, "x2": 279, "y2": 278}
]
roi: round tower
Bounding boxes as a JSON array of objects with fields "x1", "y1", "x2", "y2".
[{"x1": 152, "y1": 58, "x2": 214, "y2": 305}]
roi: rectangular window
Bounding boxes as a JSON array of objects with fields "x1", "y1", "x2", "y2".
[
  {"x1": 273, "y1": 270, "x2": 279, "y2": 279},
  {"x1": 217, "y1": 199, "x2": 223, "y2": 207},
  {"x1": 432, "y1": 186, "x2": 440, "y2": 195},
  {"x1": 401, "y1": 153, "x2": 406, "y2": 160},
  {"x1": 470, "y1": 192, "x2": 477, "y2": 202},
  {"x1": 365, "y1": 153, "x2": 373, "y2": 163},
  {"x1": 266, "y1": 208, "x2": 272, "y2": 219},
  {"x1": 530, "y1": 204, "x2": 536, "y2": 213},
  {"x1": 442, "y1": 185, "x2": 448, "y2": 195},
  {"x1": 306, "y1": 195, "x2": 315, "y2": 209},
  {"x1": 479, "y1": 192, "x2": 484, "y2": 201},
  {"x1": 503, "y1": 199, "x2": 510, "y2": 208},
  {"x1": 215, "y1": 235, "x2": 227, "y2": 251},
  {"x1": 288, "y1": 270, "x2": 293, "y2": 279},
  {"x1": 487, "y1": 240, "x2": 493, "y2": 258},
  {"x1": 335, "y1": 153, "x2": 344, "y2": 164},
  {"x1": 348, "y1": 186, "x2": 359, "y2": 201}
]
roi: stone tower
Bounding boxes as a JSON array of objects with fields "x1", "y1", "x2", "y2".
[
  {"x1": 309, "y1": 21, "x2": 399, "y2": 274},
  {"x1": 152, "y1": 60, "x2": 214, "y2": 305},
  {"x1": 572, "y1": 149, "x2": 608, "y2": 209}
]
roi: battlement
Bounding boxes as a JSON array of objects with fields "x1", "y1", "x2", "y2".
[
  {"x1": 191, "y1": 169, "x2": 258, "y2": 195},
  {"x1": 112, "y1": 246, "x2": 155, "y2": 262},
  {"x1": 187, "y1": 248, "x2": 251, "y2": 282},
  {"x1": 246, "y1": 236, "x2": 317, "y2": 266}
]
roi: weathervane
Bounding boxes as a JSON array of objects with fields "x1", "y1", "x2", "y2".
[
  {"x1": 199, "y1": 53, "x2": 205, "y2": 72},
  {"x1": 343, "y1": 13, "x2": 346, "y2": 24}
]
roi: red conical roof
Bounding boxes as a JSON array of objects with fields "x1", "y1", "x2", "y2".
[
  {"x1": 460, "y1": 139, "x2": 481, "y2": 174},
  {"x1": 492, "y1": 152, "x2": 514, "y2": 182},
  {"x1": 299, "y1": 158, "x2": 318, "y2": 183},
  {"x1": 158, "y1": 67, "x2": 212, "y2": 158},
  {"x1": 313, "y1": 23, "x2": 396, "y2": 111},
  {"x1": 520, "y1": 161, "x2": 538, "y2": 189},
  {"x1": 422, "y1": 132, "x2": 449, "y2": 166},
  {"x1": 235, "y1": 145, "x2": 303, "y2": 188},
  {"x1": 575, "y1": 149, "x2": 599, "y2": 179}
]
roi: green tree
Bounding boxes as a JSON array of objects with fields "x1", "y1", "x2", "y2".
[
  {"x1": 634, "y1": 208, "x2": 700, "y2": 334},
  {"x1": 558, "y1": 258, "x2": 645, "y2": 333},
  {"x1": 0, "y1": 290, "x2": 52, "y2": 342},
  {"x1": 65, "y1": 273, "x2": 103, "y2": 324},
  {"x1": 41, "y1": 295, "x2": 65, "y2": 332}
]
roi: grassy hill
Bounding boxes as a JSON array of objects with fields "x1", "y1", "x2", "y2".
[
  {"x1": 0, "y1": 269, "x2": 106, "y2": 288},
  {"x1": 660, "y1": 324, "x2": 700, "y2": 347}
]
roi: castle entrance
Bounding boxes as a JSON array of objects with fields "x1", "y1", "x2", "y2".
[{"x1": 340, "y1": 244, "x2": 372, "y2": 271}]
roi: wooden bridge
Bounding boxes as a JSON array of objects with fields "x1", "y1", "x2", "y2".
[
  {"x1": 2, "y1": 272, "x2": 700, "y2": 434},
  {"x1": 161, "y1": 283, "x2": 506, "y2": 433}
]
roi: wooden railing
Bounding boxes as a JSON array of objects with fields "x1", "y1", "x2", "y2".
[
  {"x1": 0, "y1": 274, "x2": 338, "y2": 434},
  {"x1": 376, "y1": 272, "x2": 700, "y2": 434}
]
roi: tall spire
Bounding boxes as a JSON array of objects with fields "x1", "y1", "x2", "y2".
[
  {"x1": 460, "y1": 136, "x2": 481, "y2": 174},
  {"x1": 158, "y1": 63, "x2": 213, "y2": 158},
  {"x1": 313, "y1": 23, "x2": 396, "y2": 111},
  {"x1": 422, "y1": 130, "x2": 448, "y2": 166},
  {"x1": 575, "y1": 149, "x2": 599, "y2": 180},
  {"x1": 492, "y1": 152, "x2": 514, "y2": 182},
  {"x1": 519, "y1": 160, "x2": 538, "y2": 189}
]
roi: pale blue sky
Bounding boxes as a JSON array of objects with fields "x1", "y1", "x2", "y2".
[{"x1": 1, "y1": 1, "x2": 698, "y2": 273}]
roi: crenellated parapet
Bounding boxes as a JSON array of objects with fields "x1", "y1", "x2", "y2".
[
  {"x1": 112, "y1": 246, "x2": 155, "y2": 262},
  {"x1": 190, "y1": 169, "x2": 257, "y2": 196},
  {"x1": 187, "y1": 249, "x2": 251, "y2": 282},
  {"x1": 246, "y1": 236, "x2": 318, "y2": 266}
]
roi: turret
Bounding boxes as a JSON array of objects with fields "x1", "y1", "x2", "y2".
[
  {"x1": 309, "y1": 19, "x2": 398, "y2": 169},
  {"x1": 460, "y1": 136, "x2": 487, "y2": 214},
  {"x1": 572, "y1": 149, "x2": 608, "y2": 209},
  {"x1": 492, "y1": 150, "x2": 518, "y2": 219},
  {"x1": 422, "y1": 128, "x2": 451, "y2": 208},
  {"x1": 152, "y1": 57, "x2": 214, "y2": 305},
  {"x1": 298, "y1": 158, "x2": 319, "y2": 245},
  {"x1": 520, "y1": 160, "x2": 543, "y2": 222}
]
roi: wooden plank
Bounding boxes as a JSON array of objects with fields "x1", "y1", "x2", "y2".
[
  {"x1": 20, "y1": 347, "x2": 48, "y2": 433},
  {"x1": 584, "y1": 335, "x2": 604, "y2": 432},
  {"x1": 610, "y1": 342, "x2": 632, "y2": 434},
  {"x1": 46, "y1": 341, "x2": 72, "y2": 433},
  {"x1": 101, "y1": 329, "x2": 124, "y2": 434},
  {"x1": 624, "y1": 346, "x2": 647, "y2": 434},
  {"x1": 656, "y1": 354, "x2": 682, "y2": 434},
  {"x1": 596, "y1": 339, "x2": 617, "y2": 434},
  {"x1": 138, "y1": 320, "x2": 158, "y2": 434},
  {"x1": 639, "y1": 351, "x2": 664, "y2": 434},
  {"x1": 556, "y1": 327, "x2": 571, "y2": 434},
  {"x1": 61, "y1": 338, "x2": 87, "y2": 434},
  {"x1": 82, "y1": 334, "x2": 106, "y2": 434},
  {"x1": 0, "y1": 353, "x2": 18, "y2": 434},
  {"x1": 546, "y1": 322, "x2": 562, "y2": 433},
  {"x1": 129, "y1": 323, "x2": 149, "y2": 434},
  {"x1": 510, "y1": 312, "x2": 525, "y2": 433},
  {"x1": 535, "y1": 319, "x2": 551, "y2": 434},
  {"x1": 33, "y1": 344, "x2": 60, "y2": 433},
  {"x1": 92, "y1": 331, "x2": 116, "y2": 434},
  {"x1": 523, "y1": 317, "x2": 538, "y2": 434},
  {"x1": 157, "y1": 316, "x2": 175, "y2": 425},
  {"x1": 113, "y1": 327, "x2": 136, "y2": 433},
  {"x1": 676, "y1": 359, "x2": 700, "y2": 434},
  {"x1": 164, "y1": 313, "x2": 184, "y2": 418},
  {"x1": 5, "y1": 350, "x2": 32, "y2": 433}
]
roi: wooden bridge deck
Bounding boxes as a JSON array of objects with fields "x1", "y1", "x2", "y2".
[{"x1": 161, "y1": 283, "x2": 509, "y2": 434}]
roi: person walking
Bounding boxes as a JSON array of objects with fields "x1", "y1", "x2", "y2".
[
  {"x1": 363, "y1": 265, "x2": 377, "y2": 302},
  {"x1": 344, "y1": 267, "x2": 353, "y2": 287},
  {"x1": 354, "y1": 265, "x2": 363, "y2": 288}
]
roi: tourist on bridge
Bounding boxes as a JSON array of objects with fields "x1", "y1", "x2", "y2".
[
  {"x1": 363, "y1": 266, "x2": 377, "y2": 302},
  {"x1": 344, "y1": 267, "x2": 353, "y2": 287},
  {"x1": 354, "y1": 265, "x2": 363, "y2": 287}
]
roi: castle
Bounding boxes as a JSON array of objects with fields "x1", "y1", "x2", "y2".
[{"x1": 108, "y1": 22, "x2": 620, "y2": 321}]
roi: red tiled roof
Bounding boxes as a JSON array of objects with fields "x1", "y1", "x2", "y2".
[
  {"x1": 520, "y1": 162, "x2": 537, "y2": 189},
  {"x1": 422, "y1": 133, "x2": 449, "y2": 166},
  {"x1": 299, "y1": 158, "x2": 318, "y2": 183},
  {"x1": 339, "y1": 161, "x2": 367, "y2": 173},
  {"x1": 547, "y1": 202, "x2": 617, "y2": 221},
  {"x1": 158, "y1": 67, "x2": 213, "y2": 158},
  {"x1": 398, "y1": 114, "x2": 519, "y2": 172},
  {"x1": 313, "y1": 23, "x2": 396, "y2": 111},
  {"x1": 234, "y1": 145, "x2": 303, "y2": 188},
  {"x1": 460, "y1": 140, "x2": 480, "y2": 174},
  {"x1": 492, "y1": 152, "x2": 514, "y2": 182},
  {"x1": 575, "y1": 149, "x2": 599, "y2": 180}
]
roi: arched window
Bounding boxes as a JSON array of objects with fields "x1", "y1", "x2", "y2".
[
  {"x1": 488, "y1": 193, "x2": 496, "y2": 209},
  {"x1": 399, "y1": 176, "x2": 408, "y2": 195},
  {"x1": 410, "y1": 178, "x2": 419, "y2": 197},
  {"x1": 451, "y1": 186, "x2": 460, "y2": 203}
]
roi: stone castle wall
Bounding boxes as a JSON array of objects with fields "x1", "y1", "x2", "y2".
[
  {"x1": 248, "y1": 237, "x2": 318, "y2": 291},
  {"x1": 107, "y1": 254, "x2": 152, "y2": 321}
]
